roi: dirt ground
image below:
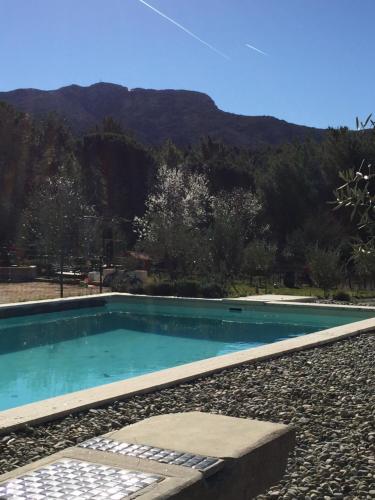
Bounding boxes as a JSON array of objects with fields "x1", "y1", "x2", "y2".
[{"x1": 0, "y1": 282, "x2": 110, "y2": 304}]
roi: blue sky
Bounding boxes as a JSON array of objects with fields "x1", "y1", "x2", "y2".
[{"x1": 0, "y1": 0, "x2": 374, "y2": 128}]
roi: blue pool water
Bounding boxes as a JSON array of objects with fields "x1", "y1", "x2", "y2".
[{"x1": 0, "y1": 301, "x2": 373, "y2": 410}]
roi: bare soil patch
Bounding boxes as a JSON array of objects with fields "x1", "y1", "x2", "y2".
[{"x1": 0, "y1": 282, "x2": 109, "y2": 304}]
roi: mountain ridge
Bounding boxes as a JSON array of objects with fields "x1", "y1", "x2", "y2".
[{"x1": 0, "y1": 82, "x2": 325, "y2": 147}]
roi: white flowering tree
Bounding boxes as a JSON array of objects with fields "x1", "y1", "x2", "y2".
[
  {"x1": 20, "y1": 161, "x2": 96, "y2": 296},
  {"x1": 134, "y1": 164, "x2": 211, "y2": 277}
]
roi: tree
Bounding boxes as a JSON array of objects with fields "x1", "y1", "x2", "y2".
[
  {"x1": 100, "y1": 116, "x2": 125, "y2": 135},
  {"x1": 242, "y1": 240, "x2": 276, "y2": 284},
  {"x1": 334, "y1": 115, "x2": 375, "y2": 277},
  {"x1": 0, "y1": 103, "x2": 33, "y2": 245},
  {"x1": 19, "y1": 159, "x2": 96, "y2": 297},
  {"x1": 307, "y1": 246, "x2": 342, "y2": 297},
  {"x1": 134, "y1": 164, "x2": 210, "y2": 277},
  {"x1": 284, "y1": 211, "x2": 349, "y2": 268},
  {"x1": 353, "y1": 249, "x2": 375, "y2": 288},
  {"x1": 79, "y1": 132, "x2": 156, "y2": 244},
  {"x1": 186, "y1": 137, "x2": 256, "y2": 193},
  {"x1": 157, "y1": 140, "x2": 184, "y2": 169},
  {"x1": 258, "y1": 140, "x2": 325, "y2": 248},
  {"x1": 209, "y1": 189, "x2": 263, "y2": 282}
]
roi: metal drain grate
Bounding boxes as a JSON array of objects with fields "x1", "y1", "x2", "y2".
[
  {"x1": 79, "y1": 437, "x2": 222, "y2": 473},
  {"x1": 0, "y1": 458, "x2": 163, "y2": 500}
]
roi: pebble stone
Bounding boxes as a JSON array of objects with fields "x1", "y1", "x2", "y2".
[{"x1": 0, "y1": 333, "x2": 374, "y2": 499}]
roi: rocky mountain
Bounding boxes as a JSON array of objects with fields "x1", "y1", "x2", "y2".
[{"x1": 0, "y1": 82, "x2": 324, "y2": 147}]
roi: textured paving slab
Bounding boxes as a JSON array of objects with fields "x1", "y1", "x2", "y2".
[
  {"x1": 78, "y1": 437, "x2": 222, "y2": 476},
  {"x1": 0, "y1": 458, "x2": 163, "y2": 499}
]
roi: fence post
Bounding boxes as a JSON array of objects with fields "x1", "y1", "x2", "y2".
[
  {"x1": 59, "y1": 253, "x2": 64, "y2": 298},
  {"x1": 99, "y1": 257, "x2": 103, "y2": 294}
]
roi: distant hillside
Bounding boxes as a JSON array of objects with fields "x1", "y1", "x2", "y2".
[{"x1": 0, "y1": 83, "x2": 324, "y2": 147}]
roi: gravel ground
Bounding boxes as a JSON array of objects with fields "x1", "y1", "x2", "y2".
[
  {"x1": 314, "y1": 299, "x2": 375, "y2": 307},
  {"x1": 1, "y1": 333, "x2": 374, "y2": 499}
]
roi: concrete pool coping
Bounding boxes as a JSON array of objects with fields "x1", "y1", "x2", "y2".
[{"x1": 0, "y1": 293, "x2": 374, "y2": 434}]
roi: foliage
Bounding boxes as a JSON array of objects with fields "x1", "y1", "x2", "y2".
[
  {"x1": 284, "y1": 211, "x2": 348, "y2": 266},
  {"x1": 110, "y1": 271, "x2": 145, "y2": 293},
  {"x1": 209, "y1": 189, "x2": 263, "y2": 281},
  {"x1": 19, "y1": 160, "x2": 96, "y2": 264},
  {"x1": 0, "y1": 103, "x2": 32, "y2": 244},
  {"x1": 335, "y1": 163, "x2": 375, "y2": 261},
  {"x1": 156, "y1": 140, "x2": 185, "y2": 169},
  {"x1": 79, "y1": 132, "x2": 156, "y2": 243},
  {"x1": 257, "y1": 141, "x2": 325, "y2": 247},
  {"x1": 146, "y1": 281, "x2": 175, "y2": 296},
  {"x1": 334, "y1": 115, "x2": 375, "y2": 279},
  {"x1": 335, "y1": 161, "x2": 375, "y2": 236},
  {"x1": 2, "y1": 99, "x2": 375, "y2": 291},
  {"x1": 110, "y1": 274, "x2": 228, "y2": 298},
  {"x1": 307, "y1": 246, "x2": 342, "y2": 296},
  {"x1": 134, "y1": 164, "x2": 211, "y2": 277},
  {"x1": 352, "y1": 247, "x2": 375, "y2": 283},
  {"x1": 332, "y1": 290, "x2": 352, "y2": 302},
  {"x1": 174, "y1": 280, "x2": 201, "y2": 297},
  {"x1": 242, "y1": 240, "x2": 276, "y2": 278},
  {"x1": 200, "y1": 282, "x2": 227, "y2": 298}
]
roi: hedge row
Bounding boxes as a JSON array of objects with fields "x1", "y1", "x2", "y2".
[{"x1": 112, "y1": 278, "x2": 227, "y2": 298}]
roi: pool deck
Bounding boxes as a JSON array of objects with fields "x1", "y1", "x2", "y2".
[
  {"x1": 0, "y1": 293, "x2": 374, "y2": 434},
  {"x1": 225, "y1": 294, "x2": 316, "y2": 302}
]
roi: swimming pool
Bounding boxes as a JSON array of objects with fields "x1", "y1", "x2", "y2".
[{"x1": 0, "y1": 296, "x2": 374, "y2": 411}]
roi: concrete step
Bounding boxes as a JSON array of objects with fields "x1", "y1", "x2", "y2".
[{"x1": 0, "y1": 412, "x2": 294, "y2": 499}]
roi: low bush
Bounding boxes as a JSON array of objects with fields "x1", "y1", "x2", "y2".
[
  {"x1": 332, "y1": 290, "x2": 352, "y2": 302},
  {"x1": 113, "y1": 277, "x2": 228, "y2": 298},
  {"x1": 174, "y1": 280, "x2": 201, "y2": 297},
  {"x1": 111, "y1": 271, "x2": 144, "y2": 293},
  {"x1": 103, "y1": 270, "x2": 118, "y2": 287},
  {"x1": 127, "y1": 284, "x2": 146, "y2": 294},
  {"x1": 201, "y1": 282, "x2": 227, "y2": 298},
  {"x1": 283, "y1": 271, "x2": 296, "y2": 288},
  {"x1": 146, "y1": 282, "x2": 175, "y2": 296}
]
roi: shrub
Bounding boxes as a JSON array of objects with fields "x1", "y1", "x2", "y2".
[
  {"x1": 283, "y1": 271, "x2": 296, "y2": 288},
  {"x1": 127, "y1": 284, "x2": 146, "y2": 295},
  {"x1": 113, "y1": 278, "x2": 227, "y2": 298},
  {"x1": 332, "y1": 290, "x2": 352, "y2": 302},
  {"x1": 111, "y1": 271, "x2": 144, "y2": 293},
  {"x1": 308, "y1": 246, "x2": 342, "y2": 297},
  {"x1": 146, "y1": 282, "x2": 175, "y2": 296},
  {"x1": 201, "y1": 282, "x2": 227, "y2": 298},
  {"x1": 174, "y1": 280, "x2": 201, "y2": 297},
  {"x1": 103, "y1": 270, "x2": 118, "y2": 287},
  {"x1": 110, "y1": 271, "x2": 128, "y2": 292}
]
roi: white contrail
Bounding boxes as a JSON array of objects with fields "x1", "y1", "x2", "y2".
[
  {"x1": 245, "y1": 43, "x2": 268, "y2": 56},
  {"x1": 136, "y1": 0, "x2": 230, "y2": 60}
]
